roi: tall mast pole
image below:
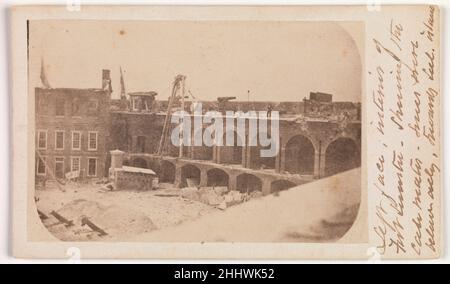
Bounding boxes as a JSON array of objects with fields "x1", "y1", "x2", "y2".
[{"x1": 179, "y1": 76, "x2": 186, "y2": 158}]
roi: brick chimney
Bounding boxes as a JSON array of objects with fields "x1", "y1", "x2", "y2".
[{"x1": 102, "y1": 69, "x2": 112, "y2": 93}]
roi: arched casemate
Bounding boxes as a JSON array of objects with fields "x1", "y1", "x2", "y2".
[
  {"x1": 271, "y1": 180, "x2": 297, "y2": 193},
  {"x1": 284, "y1": 134, "x2": 316, "y2": 175},
  {"x1": 324, "y1": 137, "x2": 360, "y2": 177},
  {"x1": 236, "y1": 173, "x2": 262, "y2": 193},
  {"x1": 180, "y1": 164, "x2": 201, "y2": 188},
  {"x1": 132, "y1": 158, "x2": 148, "y2": 169},
  {"x1": 206, "y1": 168, "x2": 229, "y2": 187}
]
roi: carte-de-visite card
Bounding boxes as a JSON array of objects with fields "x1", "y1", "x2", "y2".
[{"x1": 10, "y1": 5, "x2": 442, "y2": 260}]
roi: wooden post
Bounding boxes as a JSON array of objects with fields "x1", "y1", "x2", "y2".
[
  {"x1": 179, "y1": 77, "x2": 185, "y2": 158},
  {"x1": 37, "y1": 209, "x2": 48, "y2": 220},
  {"x1": 35, "y1": 150, "x2": 65, "y2": 192},
  {"x1": 50, "y1": 211, "x2": 74, "y2": 227},
  {"x1": 81, "y1": 217, "x2": 108, "y2": 237}
]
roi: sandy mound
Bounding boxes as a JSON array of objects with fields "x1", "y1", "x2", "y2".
[
  {"x1": 48, "y1": 199, "x2": 156, "y2": 241},
  {"x1": 131, "y1": 168, "x2": 362, "y2": 243}
]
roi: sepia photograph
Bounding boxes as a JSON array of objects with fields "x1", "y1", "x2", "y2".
[
  {"x1": 30, "y1": 20, "x2": 364, "y2": 243},
  {"x1": 6, "y1": 3, "x2": 443, "y2": 262}
]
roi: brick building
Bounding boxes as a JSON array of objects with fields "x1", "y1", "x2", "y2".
[
  {"x1": 35, "y1": 70, "x2": 111, "y2": 181},
  {"x1": 34, "y1": 68, "x2": 361, "y2": 194}
]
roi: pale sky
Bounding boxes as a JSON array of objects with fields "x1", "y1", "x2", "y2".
[{"x1": 29, "y1": 20, "x2": 363, "y2": 102}]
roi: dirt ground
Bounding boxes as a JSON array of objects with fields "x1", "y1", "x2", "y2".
[
  {"x1": 35, "y1": 181, "x2": 216, "y2": 241},
  {"x1": 35, "y1": 168, "x2": 361, "y2": 243}
]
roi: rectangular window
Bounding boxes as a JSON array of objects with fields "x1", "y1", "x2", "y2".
[
  {"x1": 55, "y1": 131, "x2": 65, "y2": 150},
  {"x1": 36, "y1": 156, "x2": 46, "y2": 175},
  {"x1": 36, "y1": 130, "x2": 47, "y2": 149},
  {"x1": 37, "y1": 98, "x2": 48, "y2": 115},
  {"x1": 137, "y1": 136, "x2": 146, "y2": 153},
  {"x1": 87, "y1": 99, "x2": 99, "y2": 115},
  {"x1": 55, "y1": 98, "x2": 65, "y2": 116},
  {"x1": 71, "y1": 157, "x2": 81, "y2": 172},
  {"x1": 72, "y1": 98, "x2": 81, "y2": 116},
  {"x1": 72, "y1": 131, "x2": 81, "y2": 150},
  {"x1": 132, "y1": 97, "x2": 138, "y2": 111},
  {"x1": 143, "y1": 98, "x2": 149, "y2": 111},
  {"x1": 87, "y1": 158, "x2": 97, "y2": 177},
  {"x1": 88, "y1": 131, "x2": 98, "y2": 151},
  {"x1": 54, "y1": 157, "x2": 65, "y2": 179}
]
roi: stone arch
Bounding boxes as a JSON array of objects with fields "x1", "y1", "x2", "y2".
[
  {"x1": 236, "y1": 173, "x2": 262, "y2": 193},
  {"x1": 192, "y1": 128, "x2": 213, "y2": 160},
  {"x1": 271, "y1": 180, "x2": 297, "y2": 193},
  {"x1": 220, "y1": 130, "x2": 243, "y2": 164},
  {"x1": 207, "y1": 168, "x2": 229, "y2": 187},
  {"x1": 132, "y1": 157, "x2": 148, "y2": 168},
  {"x1": 325, "y1": 137, "x2": 360, "y2": 177},
  {"x1": 180, "y1": 164, "x2": 201, "y2": 188},
  {"x1": 146, "y1": 159, "x2": 161, "y2": 175},
  {"x1": 284, "y1": 134, "x2": 315, "y2": 175},
  {"x1": 160, "y1": 160, "x2": 176, "y2": 183}
]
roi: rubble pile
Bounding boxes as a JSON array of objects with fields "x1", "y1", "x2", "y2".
[{"x1": 180, "y1": 186, "x2": 263, "y2": 210}]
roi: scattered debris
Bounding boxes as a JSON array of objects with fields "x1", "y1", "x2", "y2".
[
  {"x1": 181, "y1": 187, "x2": 201, "y2": 201},
  {"x1": 186, "y1": 178, "x2": 200, "y2": 188},
  {"x1": 154, "y1": 194, "x2": 179, "y2": 198},
  {"x1": 217, "y1": 201, "x2": 227, "y2": 211},
  {"x1": 180, "y1": 186, "x2": 262, "y2": 209},
  {"x1": 200, "y1": 190, "x2": 224, "y2": 206},
  {"x1": 213, "y1": 186, "x2": 228, "y2": 196},
  {"x1": 100, "y1": 183, "x2": 115, "y2": 192},
  {"x1": 249, "y1": 190, "x2": 263, "y2": 199},
  {"x1": 96, "y1": 178, "x2": 110, "y2": 184},
  {"x1": 224, "y1": 191, "x2": 244, "y2": 206}
]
